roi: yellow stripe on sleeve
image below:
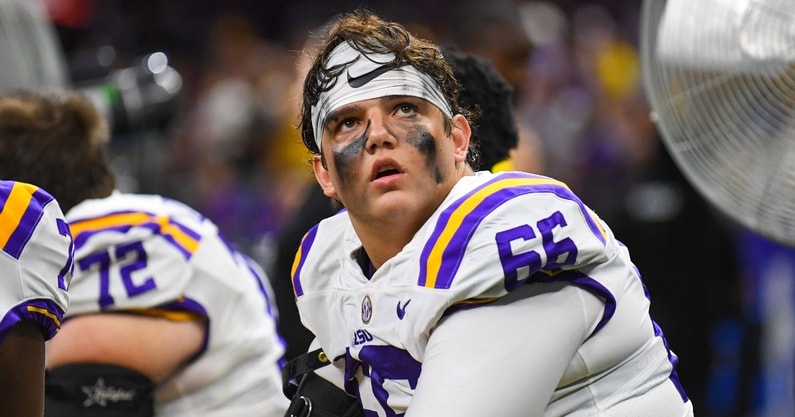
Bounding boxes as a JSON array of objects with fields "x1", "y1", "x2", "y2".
[
  {"x1": 27, "y1": 305, "x2": 62, "y2": 327},
  {"x1": 156, "y1": 216, "x2": 200, "y2": 254},
  {"x1": 0, "y1": 182, "x2": 36, "y2": 249},
  {"x1": 68, "y1": 212, "x2": 151, "y2": 237},
  {"x1": 424, "y1": 177, "x2": 568, "y2": 288}
]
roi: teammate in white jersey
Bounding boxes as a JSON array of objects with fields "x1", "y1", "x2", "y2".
[
  {"x1": 0, "y1": 90, "x2": 288, "y2": 416},
  {"x1": 286, "y1": 10, "x2": 694, "y2": 417},
  {"x1": 0, "y1": 180, "x2": 72, "y2": 417}
]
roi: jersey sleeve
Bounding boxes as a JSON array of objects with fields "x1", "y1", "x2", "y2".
[
  {"x1": 0, "y1": 181, "x2": 73, "y2": 343},
  {"x1": 418, "y1": 174, "x2": 606, "y2": 281}
]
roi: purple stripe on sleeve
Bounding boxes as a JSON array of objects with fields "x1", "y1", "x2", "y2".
[
  {"x1": 499, "y1": 270, "x2": 618, "y2": 334},
  {"x1": 567, "y1": 272, "x2": 616, "y2": 336},
  {"x1": 419, "y1": 174, "x2": 509, "y2": 287},
  {"x1": 654, "y1": 321, "x2": 690, "y2": 402},
  {"x1": 130, "y1": 220, "x2": 194, "y2": 259},
  {"x1": 292, "y1": 225, "x2": 319, "y2": 297},
  {"x1": 4, "y1": 188, "x2": 54, "y2": 259},
  {"x1": 153, "y1": 229, "x2": 192, "y2": 258},
  {"x1": 217, "y1": 234, "x2": 278, "y2": 318},
  {"x1": 0, "y1": 298, "x2": 65, "y2": 344},
  {"x1": 486, "y1": 174, "x2": 606, "y2": 244},
  {"x1": 245, "y1": 257, "x2": 277, "y2": 318},
  {"x1": 419, "y1": 172, "x2": 604, "y2": 289},
  {"x1": 156, "y1": 297, "x2": 211, "y2": 355},
  {"x1": 157, "y1": 296, "x2": 208, "y2": 318},
  {"x1": 73, "y1": 212, "x2": 202, "y2": 260},
  {"x1": 0, "y1": 181, "x2": 10, "y2": 212},
  {"x1": 56, "y1": 218, "x2": 74, "y2": 290},
  {"x1": 74, "y1": 224, "x2": 133, "y2": 249},
  {"x1": 442, "y1": 270, "x2": 617, "y2": 331},
  {"x1": 67, "y1": 209, "x2": 139, "y2": 225},
  {"x1": 440, "y1": 183, "x2": 554, "y2": 289},
  {"x1": 70, "y1": 209, "x2": 141, "y2": 249},
  {"x1": 171, "y1": 220, "x2": 202, "y2": 241}
]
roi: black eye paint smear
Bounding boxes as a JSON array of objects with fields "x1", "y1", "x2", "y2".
[
  {"x1": 332, "y1": 130, "x2": 367, "y2": 186},
  {"x1": 407, "y1": 128, "x2": 443, "y2": 184},
  {"x1": 331, "y1": 124, "x2": 444, "y2": 185}
]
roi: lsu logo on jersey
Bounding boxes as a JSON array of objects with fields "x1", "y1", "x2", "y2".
[{"x1": 353, "y1": 329, "x2": 373, "y2": 346}]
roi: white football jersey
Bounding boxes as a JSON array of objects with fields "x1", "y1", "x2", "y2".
[
  {"x1": 0, "y1": 180, "x2": 72, "y2": 343},
  {"x1": 292, "y1": 171, "x2": 690, "y2": 416},
  {"x1": 66, "y1": 191, "x2": 288, "y2": 417}
]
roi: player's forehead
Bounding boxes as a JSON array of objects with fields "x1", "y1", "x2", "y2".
[{"x1": 326, "y1": 95, "x2": 425, "y2": 118}]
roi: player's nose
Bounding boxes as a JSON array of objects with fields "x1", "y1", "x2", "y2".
[{"x1": 365, "y1": 109, "x2": 396, "y2": 152}]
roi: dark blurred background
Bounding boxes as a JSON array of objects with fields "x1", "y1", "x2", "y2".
[{"x1": 4, "y1": 1, "x2": 791, "y2": 416}]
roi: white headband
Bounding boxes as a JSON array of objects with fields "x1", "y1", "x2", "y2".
[{"x1": 310, "y1": 41, "x2": 453, "y2": 148}]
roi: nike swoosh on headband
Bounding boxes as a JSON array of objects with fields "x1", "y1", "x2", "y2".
[{"x1": 347, "y1": 63, "x2": 405, "y2": 88}]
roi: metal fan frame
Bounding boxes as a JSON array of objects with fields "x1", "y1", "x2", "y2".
[{"x1": 640, "y1": 0, "x2": 795, "y2": 245}]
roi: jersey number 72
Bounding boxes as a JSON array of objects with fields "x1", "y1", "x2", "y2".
[{"x1": 78, "y1": 241, "x2": 156, "y2": 308}]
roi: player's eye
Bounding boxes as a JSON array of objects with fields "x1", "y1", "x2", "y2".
[
  {"x1": 396, "y1": 103, "x2": 416, "y2": 116},
  {"x1": 336, "y1": 118, "x2": 357, "y2": 133}
]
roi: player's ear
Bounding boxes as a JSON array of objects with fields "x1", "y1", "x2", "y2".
[
  {"x1": 312, "y1": 154, "x2": 337, "y2": 199},
  {"x1": 450, "y1": 114, "x2": 471, "y2": 163}
]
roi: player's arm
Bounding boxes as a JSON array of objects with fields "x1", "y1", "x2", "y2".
[
  {"x1": 406, "y1": 281, "x2": 603, "y2": 416},
  {"x1": 0, "y1": 321, "x2": 46, "y2": 417},
  {"x1": 45, "y1": 313, "x2": 205, "y2": 417},
  {"x1": 46, "y1": 313, "x2": 205, "y2": 381}
]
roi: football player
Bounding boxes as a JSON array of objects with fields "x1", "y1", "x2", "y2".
[
  {"x1": 287, "y1": 9, "x2": 694, "y2": 417},
  {"x1": 273, "y1": 44, "x2": 523, "y2": 363},
  {"x1": 0, "y1": 90, "x2": 288, "y2": 417},
  {"x1": 0, "y1": 180, "x2": 72, "y2": 417}
]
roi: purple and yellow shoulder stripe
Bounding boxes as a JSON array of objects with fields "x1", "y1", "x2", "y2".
[
  {"x1": 290, "y1": 225, "x2": 320, "y2": 298},
  {"x1": 418, "y1": 172, "x2": 607, "y2": 289},
  {"x1": 69, "y1": 210, "x2": 202, "y2": 259},
  {"x1": 0, "y1": 181, "x2": 57, "y2": 259}
]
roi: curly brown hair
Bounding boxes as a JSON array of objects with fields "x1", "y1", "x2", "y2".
[
  {"x1": 298, "y1": 9, "x2": 480, "y2": 167},
  {"x1": 0, "y1": 90, "x2": 115, "y2": 212}
]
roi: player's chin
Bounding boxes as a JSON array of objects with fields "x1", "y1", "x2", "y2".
[{"x1": 366, "y1": 190, "x2": 419, "y2": 216}]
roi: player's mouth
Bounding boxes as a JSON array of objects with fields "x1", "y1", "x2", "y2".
[{"x1": 370, "y1": 159, "x2": 404, "y2": 182}]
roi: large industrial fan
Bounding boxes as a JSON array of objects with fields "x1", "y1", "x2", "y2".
[{"x1": 640, "y1": 0, "x2": 795, "y2": 245}]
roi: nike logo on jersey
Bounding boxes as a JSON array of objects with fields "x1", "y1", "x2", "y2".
[{"x1": 396, "y1": 299, "x2": 411, "y2": 320}]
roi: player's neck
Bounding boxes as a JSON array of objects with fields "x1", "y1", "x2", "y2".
[
  {"x1": 350, "y1": 170, "x2": 471, "y2": 268},
  {"x1": 358, "y1": 236, "x2": 407, "y2": 270},
  {"x1": 352, "y1": 214, "x2": 424, "y2": 269}
]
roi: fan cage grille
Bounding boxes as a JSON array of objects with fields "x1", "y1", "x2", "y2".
[{"x1": 641, "y1": 0, "x2": 795, "y2": 245}]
